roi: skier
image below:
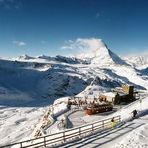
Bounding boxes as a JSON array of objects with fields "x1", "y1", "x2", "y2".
[{"x1": 132, "y1": 109, "x2": 137, "y2": 119}]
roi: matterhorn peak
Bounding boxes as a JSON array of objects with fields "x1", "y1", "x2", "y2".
[
  {"x1": 75, "y1": 38, "x2": 127, "y2": 66},
  {"x1": 90, "y1": 39, "x2": 109, "y2": 57},
  {"x1": 89, "y1": 39, "x2": 127, "y2": 66}
]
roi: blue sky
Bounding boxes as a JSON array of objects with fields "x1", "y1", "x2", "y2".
[{"x1": 0, "y1": 0, "x2": 148, "y2": 57}]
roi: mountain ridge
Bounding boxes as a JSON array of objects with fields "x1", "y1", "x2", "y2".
[{"x1": 0, "y1": 40, "x2": 148, "y2": 107}]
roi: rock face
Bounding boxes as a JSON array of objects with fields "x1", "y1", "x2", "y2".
[{"x1": 90, "y1": 39, "x2": 127, "y2": 66}]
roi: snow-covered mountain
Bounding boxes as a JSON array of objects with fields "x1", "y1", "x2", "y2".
[
  {"x1": 124, "y1": 54, "x2": 148, "y2": 67},
  {"x1": 0, "y1": 40, "x2": 148, "y2": 107},
  {"x1": 90, "y1": 40, "x2": 127, "y2": 66},
  {"x1": 0, "y1": 39, "x2": 148, "y2": 145},
  {"x1": 17, "y1": 54, "x2": 35, "y2": 60}
]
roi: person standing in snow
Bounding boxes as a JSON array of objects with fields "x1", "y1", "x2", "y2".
[{"x1": 111, "y1": 117, "x2": 116, "y2": 128}]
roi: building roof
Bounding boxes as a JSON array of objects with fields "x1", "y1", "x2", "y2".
[{"x1": 102, "y1": 92, "x2": 116, "y2": 98}]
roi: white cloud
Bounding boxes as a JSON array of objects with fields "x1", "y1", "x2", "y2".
[
  {"x1": 61, "y1": 38, "x2": 107, "y2": 58},
  {"x1": 12, "y1": 40, "x2": 27, "y2": 47}
]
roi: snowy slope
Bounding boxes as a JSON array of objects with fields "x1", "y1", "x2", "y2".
[
  {"x1": 0, "y1": 106, "x2": 47, "y2": 146},
  {"x1": 124, "y1": 54, "x2": 148, "y2": 68},
  {"x1": 0, "y1": 39, "x2": 148, "y2": 146},
  {"x1": 114, "y1": 121, "x2": 148, "y2": 148},
  {"x1": 0, "y1": 59, "x2": 88, "y2": 107}
]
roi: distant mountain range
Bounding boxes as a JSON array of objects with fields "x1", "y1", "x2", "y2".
[{"x1": 0, "y1": 40, "x2": 148, "y2": 107}]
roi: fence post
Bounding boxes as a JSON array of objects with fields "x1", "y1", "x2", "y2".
[
  {"x1": 102, "y1": 120, "x2": 104, "y2": 129},
  {"x1": 44, "y1": 137, "x2": 46, "y2": 147},
  {"x1": 63, "y1": 132, "x2": 65, "y2": 142},
  {"x1": 20, "y1": 142, "x2": 23, "y2": 148},
  {"x1": 92, "y1": 124, "x2": 94, "y2": 132},
  {"x1": 140, "y1": 99, "x2": 142, "y2": 111},
  {"x1": 119, "y1": 116, "x2": 121, "y2": 122},
  {"x1": 79, "y1": 127, "x2": 81, "y2": 137}
]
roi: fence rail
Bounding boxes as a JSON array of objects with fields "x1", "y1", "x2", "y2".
[{"x1": 1, "y1": 115, "x2": 121, "y2": 148}]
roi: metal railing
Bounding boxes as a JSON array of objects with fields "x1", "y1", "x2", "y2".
[{"x1": 1, "y1": 115, "x2": 121, "y2": 148}]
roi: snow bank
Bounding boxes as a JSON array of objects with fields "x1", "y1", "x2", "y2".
[
  {"x1": 53, "y1": 102, "x2": 68, "y2": 116},
  {"x1": 0, "y1": 107, "x2": 47, "y2": 146},
  {"x1": 114, "y1": 123, "x2": 148, "y2": 148}
]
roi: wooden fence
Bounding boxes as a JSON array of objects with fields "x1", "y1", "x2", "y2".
[{"x1": 1, "y1": 115, "x2": 121, "y2": 148}]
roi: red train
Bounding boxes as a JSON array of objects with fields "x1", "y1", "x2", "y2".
[{"x1": 85, "y1": 104, "x2": 113, "y2": 115}]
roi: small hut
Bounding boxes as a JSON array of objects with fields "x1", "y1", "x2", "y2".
[{"x1": 100, "y1": 85, "x2": 136, "y2": 105}]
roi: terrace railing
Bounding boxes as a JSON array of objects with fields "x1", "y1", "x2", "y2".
[{"x1": 1, "y1": 115, "x2": 121, "y2": 148}]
